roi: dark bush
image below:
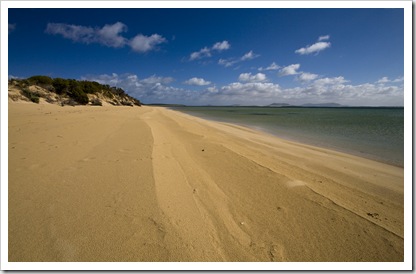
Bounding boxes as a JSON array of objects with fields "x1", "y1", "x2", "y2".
[
  {"x1": 90, "y1": 98, "x2": 103, "y2": 106},
  {"x1": 28, "y1": 75, "x2": 53, "y2": 86},
  {"x1": 80, "y1": 81, "x2": 101, "y2": 94},
  {"x1": 70, "y1": 86, "x2": 89, "y2": 105},
  {"x1": 22, "y1": 88, "x2": 40, "y2": 103},
  {"x1": 121, "y1": 101, "x2": 134, "y2": 107},
  {"x1": 53, "y1": 78, "x2": 69, "y2": 94},
  {"x1": 14, "y1": 75, "x2": 142, "y2": 107},
  {"x1": 133, "y1": 99, "x2": 142, "y2": 106}
]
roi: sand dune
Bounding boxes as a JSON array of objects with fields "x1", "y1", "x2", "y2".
[{"x1": 8, "y1": 102, "x2": 403, "y2": 262}]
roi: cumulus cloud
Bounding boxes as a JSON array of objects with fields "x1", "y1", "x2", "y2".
[
  {"x1": 190, "y1": 40, "x2": 230, "y2": 61},
  {"x1": 212, "y1": 41, "x2": 231, "y2": 51},
  {"x1": 279, "y1": 64, "x2": 301, "y2": 76},
  {"x1": 8, "y1": 75, "x2": 21, "y2": 80},
  {"x1": 82, "y1": 73, "x2": 194, "y2": 104},
  {"x1": 46, "y1": 22, "x2": 166, "y2": 53},
  {"x1": 241, "y1": 50, "x2": 259, "y2": 61},
  {"x1": 141, "y1": 75, "x2": 174, "y2": 85},
  {"x1": 313, "y1": 76, "x2": 348, "y2": 86},
  {"x1": 393, "y1": 76, "x2": 404, "y2": 82},
  {"x1": 218, "y1": 58, "x2": 238, "y2": 68},
  {"x1": 206, "y1": 86, "x2": 218, "y2": 93},
  {"x1": 298, "y1": 72, "x2": 319, "y2": 82},
  {"x1": 129, "y1": 34, "x2": 167, "y2": 53},
  {"x1": 295, "y1": 36, "x2": 331, "y2": 55},
  {"x1": 190, "y1": 47, "x2": 211, "y2": 60},
  {"x1": 376, "y1": 76, "x2": 390, "y2": 84},
  {"x1": 295, "y1": 41, "x2": 331, "y2": 55},
  {"x1": 82, "y1": 73, "x2": 403, "y2": 106},
  {"x1": 184, "y1": 77, "x2": 211, "y2": 86},
  {"x1": 206, "y1": 82, "x2": 282, "y2": 105},
  {"x1": 8, "y1": 23, "x2": 16, "y2": 33},
  {"x1": 258, "y1": 62, "x2": 280, "y2": 71},
  {"x1": 218, "y1": 50, "x2": 259, "y2": 68},
  {"x1": 238, "y1": 73, "x2": 267, "y2": 83},
  {"x1": 376, "y1": 76, "x2": 404, "y2": 84},
  {"x1": 46, "y1": 22, "x2": 127, "y2": 47},
  {"x1": 318, "y1": 35, "x2": 330, "y2": 41},
  {"x1": 96, "y1": 22, "x2": 129, "y2": 47}
]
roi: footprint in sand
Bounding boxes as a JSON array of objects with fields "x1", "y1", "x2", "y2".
[
  {"x1": 268, "y1": 243, "x2": 286, "y2": 261},
  {"x1": 285, "y1": 180, "x2": 306, "y2": 188},
  {"x1": 81, "y1": 157, "x2": 95, "y2": 162},
  {"x1": 28, "y1": 163, "x2": 41, "y2": 170}
]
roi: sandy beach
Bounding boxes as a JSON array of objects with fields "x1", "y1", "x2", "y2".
[{"x1": 8, "y1": 102, "x2": 404, "y2": 262}]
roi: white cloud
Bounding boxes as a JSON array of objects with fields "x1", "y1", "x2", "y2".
[
  {"x1": 258, "y1": 62, "x2": 280, "y2": 71},
  {"x1": 218, "y1": 50, "x2": 259, "y2": 68},
  {"x1": 82, "y1": 73, "x2": 403, "y2": 106},
  {"x1": 8, "y1": 75, "x2": 21, "y2": 80},
  {"x1": 206, "y1": 86, "x2": 218, "y2": 93},
  {"x1": 8, "y1": 23, "x2": 16, "y2": 33},
  {"x1": 45, "y1": 22, "x2": 166, "y2": 53},
  {"x1": 313, "y1": 76, "x2": 348, "y2": 86},
  {"x1": 238, "y1": 73, "x2": 267, "y2": 83},
  {"x1": 295, "y1": 36, "x2": 331, "y2": 55},
  {"x1": 96, "y1": 22, "x2": 129, "y2": 47},
  {"x1": 212, "y1": 41, "x2": 231, "y2": 51},
  {"x1": 190, "y1": 40, "x2": 231, "y2": 61},
  {"x1": 279, "y1": 64, "x2": 301, "y2": 76},
  {"x1": 318, "y1": 35, "x2": 330, "y2": 41},
  {"x1": 206, "y1": 82, "x2": 282, "y2": 105},
  {"x1": 298, "y1": 72, "x2": 319, "y2": 82},
  {"x1": 190, "y1": 47, "x2": 212, "y2": 60},
  {"x1": 82, "y1": 73, "x2": 194, "y2": 104},
  {"x1": 218, "y1": 58, "x2": 238, "y2": 68},
  {"x1": 376, "y1": 76, "x2": 404, "y2": 84},
  {"x1": 184, "y1": 77, "x2": 211, "y2": 86},
  {"x1": 241, "y1": 50, "x2": 259, "y2": 61},
  {"x1": 141, "y1": 75, "x2": 174, "y2": 85},
  {"x1": 46, "y1": 22, "x2": 127, "y2": 47},
  {"x1": 129, "y1": 34, "x2": 167, "y2": 53},
  {"x1": 295, "y1": 41, "x2": 331, "y2": 55},
  {"x1": 376, "y1": 76, "x2": 390, "y2": 84}
]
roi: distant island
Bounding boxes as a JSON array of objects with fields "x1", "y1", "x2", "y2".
[
  {"x1": 268, "y1": 102, "x2": 344, "y2": 108},
  {"x1": 8, "y1": 75, "x2": 141, "y2": 107}
]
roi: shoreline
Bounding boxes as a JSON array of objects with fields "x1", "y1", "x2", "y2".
[
  {"x1": 169, "y1": 106, "x2": 404, "y2": 167},
  {"x1": 8, "y1": 102, "x2": 404, "y2": 262}
]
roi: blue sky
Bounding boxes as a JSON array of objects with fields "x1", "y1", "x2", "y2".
[{"x1": 8, "y1": 8, "x2": 404, "y2": 106}]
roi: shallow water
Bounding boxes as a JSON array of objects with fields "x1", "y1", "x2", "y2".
[{"x1": 172, "y1": 106, "x2": 404, "y2": 166}]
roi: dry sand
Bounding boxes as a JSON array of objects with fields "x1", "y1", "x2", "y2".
[{"x1": 8, "y1": 102, "x2": 404, "y2": 262}]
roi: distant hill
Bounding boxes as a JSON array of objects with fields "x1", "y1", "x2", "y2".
[
  {"x1": 146, "y1": 103, "x2": 187, "y2": 107},
  {"x1": 267, "y1": 103, "x2": 292, "y2": 107},
  {"x1": 301, "y1": 103, "x2": 343, "y2": 107},
  {"x1": 8, "y1": 75, "x2": 141, "y2": 107},
  {"x1": 267, "y1": 102, "x2": 344, "y2": 108}
]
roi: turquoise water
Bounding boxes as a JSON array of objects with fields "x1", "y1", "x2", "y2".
[{"x1": 172, "y1": 106, "x2": 404, "y2": 166}]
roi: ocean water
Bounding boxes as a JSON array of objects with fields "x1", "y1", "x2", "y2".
[{"x1": 172, "y1": 106, "x2": 404, "y2": 167}]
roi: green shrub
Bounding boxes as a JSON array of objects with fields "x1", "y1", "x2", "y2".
[
  {"x1": 70, "y1": 86, "x2": 89, "y2": 105},
  {"x1": 52, "y1": 78, "x2": 69, "y2": 94},
  {"x1": 18, "y1": 75, "x2": 142, "y2": 107},
  {"x1": 22, "y1": 88, "x2": 40, "y2": 103},
  {"x1": 28, "y1": 75, "x2": 53, "y2": 86},
  {"x1": 90, "y1": 98, "x2": 103, "y2": 106},
  {"x1": 80, "y1": 81, "x2": 101, "y2": 94},
  {"x1": 121, "y1": 100, "x2": 133, "y2": 107}
]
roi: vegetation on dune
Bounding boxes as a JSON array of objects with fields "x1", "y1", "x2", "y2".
[
  {"x1": 21, "y1": 88, "x2": 40, "y2": 104},
  {"x1": 9, "y1": 76, "x2": 141, "y2": 106}
]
